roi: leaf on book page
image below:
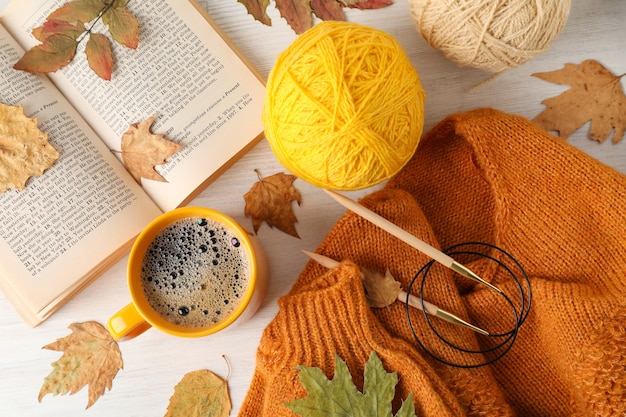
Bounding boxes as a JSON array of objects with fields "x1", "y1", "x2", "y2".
[
  {"x1": 243, "y1": 170, "x2": 302, "y2": 238},
  {"x1": 47, "y1": 0, "x2": 106, "y2": 23},
  {"x1": 165, "y1": 369, "x2": 231, "y2": 417},
  {"x1": 532, "y1": 59, "x2": 626, "y2": 143},
  {"x1": 85, "y1": 33, "x2": 114, "y2": 80},
  {"x1": 102, "y1": 0, "x2": 140, "y2": 49},
  {"x1": 348, "y1": 0, "x2": 394, "y2": 9},
  {"x1": 0, "y1": 103, "x2": 59, "y2": 194},
  {"x1": 38, "y1": 321, "x2": 123, "y2": 409},
  {"x1": 14, "y1": 0, "x2": 139, "y2": 80},
  {"x1": 285, "y1": 351, "x2": 417, "y2": 417},
  {"x1": 13, "y1": 32, "x2": 78, "y2": 74},
  {"x1": 121, "y1": 115, "x2": 183, "y2": 184},
  {"x1": 361, "y1": 268, "x2": 401, "y2": 308}
]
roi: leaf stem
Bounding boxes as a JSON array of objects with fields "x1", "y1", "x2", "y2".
[
  {"x1": 222, "y1": 355, "x2": 231, "y2": 381},
  {"x1": 76, "y1": 1, "x2": 115, "y2": 44}
]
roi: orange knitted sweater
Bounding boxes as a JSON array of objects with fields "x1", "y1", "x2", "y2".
[{"x1": 239, "y1": 108, "x2": 626, "y2": 416}]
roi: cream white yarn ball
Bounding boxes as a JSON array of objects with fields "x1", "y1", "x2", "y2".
[{"x1": 409, "y1": 0, "x2": 571, "y2": 72}]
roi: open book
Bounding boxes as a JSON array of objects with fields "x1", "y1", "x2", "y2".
[{"x1": 0, "y1": 0, "x2": 266, "y2": 326}]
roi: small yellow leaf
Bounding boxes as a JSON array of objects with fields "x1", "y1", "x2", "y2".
[
  {"x1": 121, "y1": 115, "x2": 182, "y2": 184},
  {"x1": 38, "y1": 321, "x2": 123, "y2": 409},
  {"x1": 0, "y1": 103, "x2": 59, "y2": 194},
  {"x1": 165, "y1": 369, "x2": 231, "y2": 417}
]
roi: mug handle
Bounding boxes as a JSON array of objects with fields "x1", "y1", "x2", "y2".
[{"x1": 107, "y1": 303, "x2": 152, "y2": 341}]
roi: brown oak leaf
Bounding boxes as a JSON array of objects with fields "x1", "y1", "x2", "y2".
[
  {"x1": 243, "y1": 170, "x2": 302, "y2": 238},
  {"x1": 532, "y1": 59, "x2": 626, "y2": 143},
  {"x1": 38, "y1": 321, "x2": 123, "y2": 409},
  {"x1": 120, "y1": 115, "x2": 183, "y2": 184},
  {"x1": 0, "y1": 103, "x2": 59, "y2": 194},
  {"x1": 165, "y1": 369, "x2": 231, "y2": 417}
]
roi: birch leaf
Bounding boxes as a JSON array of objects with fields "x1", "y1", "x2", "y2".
[
  {"x1": 532, "y1": 60, "x2": 626, "y2": 143},
  {"x1": 165, "y1": 370, "x2": 231, "y2": 417},
  {"x1": 85, "y1": 33, "x2": 113, "y2": 80},
  {"x1": 102, "y1": 0, "x2": 140, "y2": 50},
  {"x1": 0, "y1": 103, "x2": 59, "y2": 194},
  {"x1": 38, "y1": 321, "x2": 123, "y2": 409},
  {"x1": 13, "y1": 33, "x2": 78, "y2": 74},
  {"x1": 243, "y1": 170, "x2": 302, "y2": 238},
  {"x1": 285, "y1": 351, "x2": 416, "y2": 417},
  {"x1": 120, "y1": 115, "x2": 183, "y2": 184},
  {"x1": 47, "y1": 0, "x2": 107, "y2": 23},
  {"x1": 31, "y1": 19, "x2": 84, "y2": 42}
]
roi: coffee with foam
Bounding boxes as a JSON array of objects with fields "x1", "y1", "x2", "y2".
[{"x1": 140, "y1": 216, "x2": 250, "y2": 328}]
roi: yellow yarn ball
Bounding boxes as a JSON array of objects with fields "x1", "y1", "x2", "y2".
[
  {"x1": 263, "y1": 21, "x2": 425, "y2": 191},
  {"x1": 409, "y1": 0, "x2": 571, "y2": 73}
]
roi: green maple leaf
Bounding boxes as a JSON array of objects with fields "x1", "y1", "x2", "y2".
[{"x1": 285, "y1": 351, "x2": 416, "y2": 417}]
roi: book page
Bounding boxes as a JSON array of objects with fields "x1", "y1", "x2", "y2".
[
  {"x1": 0, "y1": 25, "x2": 162, "y2": 326},
  {"x1": 2, "y1": 0, "x2": 266, "y2": 212}
]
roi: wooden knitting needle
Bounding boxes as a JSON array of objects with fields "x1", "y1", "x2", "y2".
[
  {"x1": 302, "y1": 250, "x2": 489, "y2": 336},
  {"x1": 323, "y1": 189, "x2": 502, "y2": 294}
]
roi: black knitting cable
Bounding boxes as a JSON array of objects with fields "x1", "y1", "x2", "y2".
[
  {"x1": 405, "y1": 242, "x2": 531, "y2": 368},
  {"x1": 405, "y1": 259, "x2": 520, "y2": 368},
  {"x1": 406, "y1": 254, "x2": 518, "y2": 368}
]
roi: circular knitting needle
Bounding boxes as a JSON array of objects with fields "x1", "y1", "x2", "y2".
[
  {"x1": 323, "y1": 189, "x2": 503, "y2": 294},
  {"x1": 302, "y1": 250, "x2": 489, "y2": 336}
]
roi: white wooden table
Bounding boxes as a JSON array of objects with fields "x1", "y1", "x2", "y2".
[{"x1": 1, "y1": 1, "x2": 625, "y2": 415}]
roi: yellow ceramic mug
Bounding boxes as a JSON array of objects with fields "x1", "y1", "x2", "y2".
[{"x1": 107, "y1": 206, "x2": 268, "y2": 341}]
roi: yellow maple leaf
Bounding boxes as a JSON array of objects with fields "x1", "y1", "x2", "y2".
[
  {"x1": 165, "y1": 369, "x2": 231, "y2": 417},
  {"x1": 121, "y1": 115, "x2": 183, "y2": 184},
  {"x1": 38, "y1": 321, "x2": 123, "y2": 409},
  {"x1": 0, "y1": 103, "x2": 59, "y2": 194}
]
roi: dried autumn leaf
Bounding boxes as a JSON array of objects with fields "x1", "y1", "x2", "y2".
[
  {"x1": 31, "y1": 19, "x2": 84, "y2": 43},
  {"x1": 238, "y1": 0, "x2": 272, "y2": 26},
  {"x1": 102, "y1": 0, "x2": 140, "y2": 50},
  {"x1": 285, "y1": 351, "x2": 416, "y2": 417},
  {"x1": 532, "y1": 59, "x2": 626, "y2": 143},
  {"x1": 239, "y1": 0, "x2": 390, "y2": 34},
  {"x1": 311, "y1": 0, "x2": 346, "y2": 22},
  {"x1": 243, "y1": 170, "x2": 302, "y2": 238},
  {"x1": 0, "y1": 103, "x2": 59, "y2": 194},
  {"x1": 47, "y1": 0, "x2": 107, "y2": 23},
  {"x1": 362, "y1": 268, "x2": 401, "y2": 308},
  {"x1": 14, "y1": 0, "x2": 139, "y2": 79},
  {"x1": 13, "y1": 33, "x2": 78, "y2": 74},
  {"x1": 85, "y1": 33, "x2": 113, "y2": 80},
  {"x1": 275, "y1": 0, "x2": 314, "y2": 35},
  {"x1": 348, "y1": 0, "x2": 393, "y2": 9},
  {"x1": 165, "y1": 369, "x2": 231, "y2": 417},
  {"x1": 121, "y1": 115, "x2": 183, "y2": 184},
  {"x1": 38, "y1": 321, "x2": 123, "y2": 409}
]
